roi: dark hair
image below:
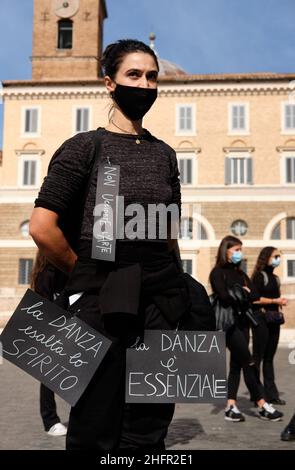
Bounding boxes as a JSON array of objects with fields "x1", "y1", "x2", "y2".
[
  {"x1": 30, "y1": 249, "x2": 48, "y2": 290},
  {"x1": 251, "y1": 246, "x2": 277, "y2": 280},
  {"x1": 215, "y1": 235, "x2": 243, "y2": 268},
  {"x1": 101, "y1": 39, "x2": 159, "y2": 79}
]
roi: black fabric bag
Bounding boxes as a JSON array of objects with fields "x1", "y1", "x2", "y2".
[{"x1": 263, "y1": 309, "x2": 285, "y2": 325}]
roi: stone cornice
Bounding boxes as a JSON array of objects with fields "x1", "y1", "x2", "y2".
[
  {"x1": 2, "y1": 73, "x2": 295, "y2": 100},
  {"x1": 15, "y1": 149, "x2": 45, "y2": 156},
  {"x1": 276, "y1": 146, "x2": 295, "y2": 153},
  {"x1": 223, "y1": 146, "x2": 255, "y2": 153}
]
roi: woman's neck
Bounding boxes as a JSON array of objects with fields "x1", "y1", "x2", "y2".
[{"x1": 106, "y1": 109, "x2": 143, "y2": 135}]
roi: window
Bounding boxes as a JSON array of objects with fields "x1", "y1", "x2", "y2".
[
  {"x1": 23, "y1": 108, "x2": 40, "y2": 135},
  {"x1": 176, "y1": 104, "x2": 195, "y2": 135},
  {"x1": 18, "y1": 259, "x2": 33, "y2": 285},
  {"x1": 285, "y1": 156, "x2": 295, "y2": 183},
  {"x1": 20, "y1": 220, "x2": 30, "y2": 237},
  {"x1": 231, "y1": 220, "x2": 248, "y2": 237},
  {"x1": 287, "y1": 259, "x2": 295, "y2": 278},
  {"x1": 177, "y1": 153, "x2": 195, "y2": 185},
  {"x1": 271, "y1": 223, "x2": 281, "y2": 240},
  {"x1": 22, "y1": 160, "x2": 37, "y2": 186},
  {"x1": 75, "y1": 108, "x2": 90, "y2": 133},
  {"x1": 225, "y1": 155, "x2": 253, "y2": 185},
  {"x1": 283, "y1": 103, "x2": 295, "y2": 132},
  {"x1": 196, "y1": 222, "x2": 208, "y2": 240},
  {"x1": 18, "y1": 155, "x2": 40, "y2": 188},
  {"x1": 182, "y1": 259, "x2": 193, "y2": 275},
  {"x1": 229, "y1": 103, "x2": 249, "y2": 133},
  {"x1": 287, "y1": 218, "x2": 295, "y2": 239},
  {"x1": 180, "y1": 217, "x2": 193, "y2": 240},
  {"x1": 58, "y1": 20, "x2": 73, "y2": 49}
]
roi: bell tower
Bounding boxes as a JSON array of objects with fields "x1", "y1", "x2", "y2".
[{"x1": 31, "y1": 0, "x2": 108, "y2": 80}]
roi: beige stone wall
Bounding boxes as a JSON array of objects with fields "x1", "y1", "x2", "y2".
[
  {"x1": 145, "y1": 91, "x2": 295, "y2": 186},
  {"x1": 0, "y1": 204, "x2": 33, "y2": 239},
  {"x1": 1, "y1": 94, "x2": 110, "y2": 186},
  {"x1": 1, "y1": 81, "x2": 295, "y2": 324}
]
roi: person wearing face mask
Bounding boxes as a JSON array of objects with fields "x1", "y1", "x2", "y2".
[
  {"x1": 251, "y1": 247, "x2": 288, "y2": 405},
  {"x1": 29, "y1": 39, "x2": 215, "y2": 451},
  {"x1": 210, "y1": 236, "x2": 283, "y2": 423}
]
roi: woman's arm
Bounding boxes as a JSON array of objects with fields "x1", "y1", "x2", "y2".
[
  {"x1": 253, "y1": 297, "x2": 288, "y2": 307},
  {"x1": 209, "y1": 268, "x2": 235, "y2": 305},
  {"x1": 30, "y1": 207, "x2": 77, "y2": 274}
]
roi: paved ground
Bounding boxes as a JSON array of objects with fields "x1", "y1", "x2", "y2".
[{"x1": 0, "y1": 347, "x2": 294, "y2": 451}]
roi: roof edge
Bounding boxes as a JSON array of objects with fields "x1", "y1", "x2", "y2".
[{"x1": 2, "y1": 72, "x2": 295, "y2": 87}]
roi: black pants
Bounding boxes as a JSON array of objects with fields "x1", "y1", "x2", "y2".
[
  {"x1": 40, "y1": 384, "x2": 60, "y2": 431},
  {"x1": 65, "y1": 293, "x2": 174, "y2": 451},
  {"x1": 252, "y1": 313, "x2": 281, "y2": 401},
  {"x1": 226, "y1": 322, "x2": 265, "y2": 402}
]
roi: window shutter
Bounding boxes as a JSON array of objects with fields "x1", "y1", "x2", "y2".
[
  {"x1": 31, "y1": 109, "x2": 38, "y2": 133},
  {"x1": 225, "y1": 157, "x2": 231, "y2": 185},
  {"x1": 30, "y1": 161, "x2": 36, "y2": 185},
  {"x1": 186, "y1": 159, "x2": 192, "y2": 184},
  {"x1": 83, "y1": 109, "x2": 89, "y2": 131},
  {"x1": 286, "y1": 219, "x2": 292, "y2": 239},
  {"x1": 247, "y1": 157, "x2": 253, "y2": 184},
  {"x1": 239, "y1": 106, "x2": 245, "y2": 130}
]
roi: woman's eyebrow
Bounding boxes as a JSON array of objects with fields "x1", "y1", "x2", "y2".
[{"x1": 126, "y1": 68, "x2": 158, "y2": 74}]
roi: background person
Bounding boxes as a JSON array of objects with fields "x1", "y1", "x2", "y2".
[
  {"x1": 210, "y1": 236, "x2": 283, "y2": 423},
  {"x1": 251, "y1": 247, "x2": 288, "y2": 405}
]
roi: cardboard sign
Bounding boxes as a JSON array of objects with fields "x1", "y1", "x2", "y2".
[
  {"x1": 0, "y1": 289, "x2": 112, "y2": 406},
  {"x1": 126, "y1": 330, "x2": 227, "y2": 403},
  {"x1": 92, "y1": 163, "x2": 120, "y2": 262}
]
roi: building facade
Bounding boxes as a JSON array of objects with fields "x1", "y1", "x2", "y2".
[{"x1": 1, "y1": 0, "x2": 295, "y2": 326}]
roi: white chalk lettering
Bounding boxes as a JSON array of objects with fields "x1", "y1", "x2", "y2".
[
  {"x1": 20, "y1": 302, "x2": 44, "y2": 321},
  {"x1": 161, "y1": 333, "x2": 221, "y2": 354},
  {"x1": 128, "y1": 372, "x2": 227, "y2": 399}
]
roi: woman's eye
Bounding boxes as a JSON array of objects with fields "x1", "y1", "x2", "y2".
[{"x1": 148, "y1": 74, "x2": 158, "y2": 81}]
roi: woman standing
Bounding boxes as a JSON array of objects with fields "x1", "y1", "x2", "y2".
[
  {"x1": 210, "y1": 236, "x2": 283, "y2": 422},
  {"x1": 251, "y1": 247, "x2": 288, "y2": 405},
  {"x1": 29, "y1": 39, "x2": 214, "y2": 451}
]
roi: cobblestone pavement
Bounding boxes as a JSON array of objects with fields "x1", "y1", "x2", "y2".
[{"x1": 0, "y1": 347, "x2": 294, "y2": 450}]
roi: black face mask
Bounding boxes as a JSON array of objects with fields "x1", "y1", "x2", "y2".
[{"x1": 113, "y1": 83, "x2": 158, "y2": 121}]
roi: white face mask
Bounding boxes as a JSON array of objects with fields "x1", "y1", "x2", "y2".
[{"x1": 271, "y1": 256, "x2": 280, "y2": 268}]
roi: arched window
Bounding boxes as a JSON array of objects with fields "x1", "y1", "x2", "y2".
[
  {"x1": 58, "y1": 20, "x2": 73, "y2": 49},
  {"x1": 180, "y1": 217, "x2": 193, "y2": 240},
  {"x1": 271, "y1": 222, "x2": 281, "y2": 240},
  {"x1": 270, "y1": 217, "x2": 295, "y2": 240},
  {"x1": 197, "y1": 222, "x2": 208, "y2": 240},
  {"x1": 287, "y1": 217, "x2": 295, "y2": 239},
  {"x1": 20, "y1": 220, "x2": 30, "y2": 237}
]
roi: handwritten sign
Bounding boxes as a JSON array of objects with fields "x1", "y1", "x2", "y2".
[
  {"x1": 126, "y1": 330, "x2": 227, "y2": 403},
  {"x1": 92, "y1": 163, "x2": 120, "y2": 262},
  {"x1": 0, "y1": 289, "x2": 112, "y2": 406}
]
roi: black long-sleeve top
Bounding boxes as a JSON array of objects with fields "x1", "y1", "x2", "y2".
[
  {"x1": 252, "y1": 265, "x2": 280, "y2": 312},
  {"x1": 210, "y1": 263, "x2": 260, "y2": 309},
  {"x1": 34, "y1": 128, "x2": 181, "y2": 243}
]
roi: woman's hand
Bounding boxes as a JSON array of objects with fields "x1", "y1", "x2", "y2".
[
  {"x1": 242, "y1": 286, "x2": 251, "y2": 293},
  {"x1": 274, "y1": 297, "x2": 288, "y2": 307}
]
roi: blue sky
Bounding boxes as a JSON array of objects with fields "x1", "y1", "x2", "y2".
[{"x1": 0, "y1": 0, "x2": 295, "y2": 147}]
